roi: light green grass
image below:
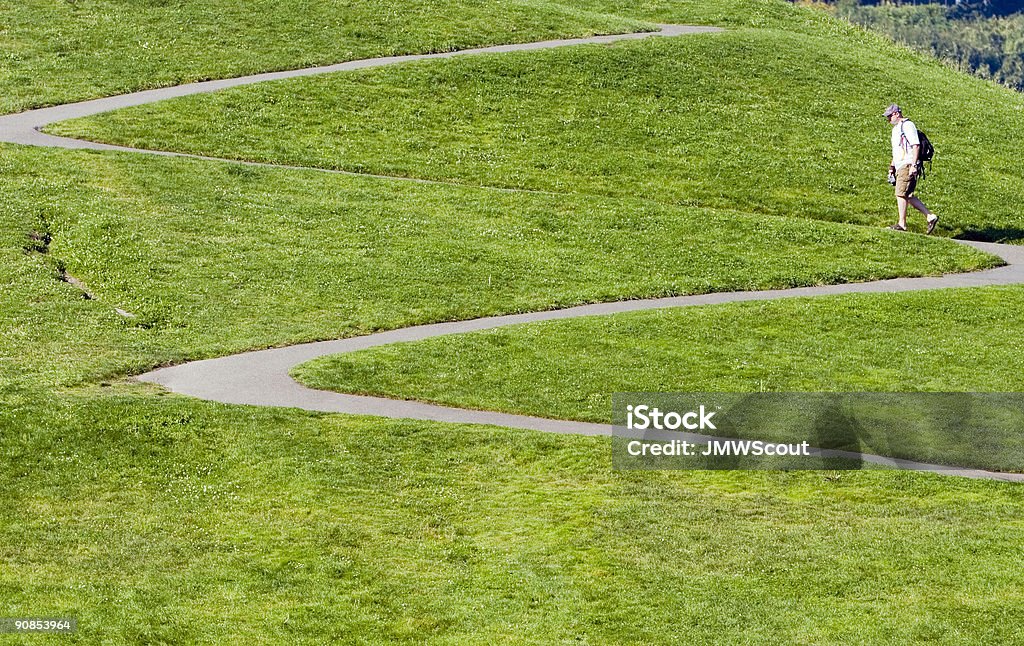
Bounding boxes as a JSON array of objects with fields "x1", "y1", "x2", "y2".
[
  {"x1": 5, "y1": 0, "x2": 1024, "y2": 641},
  {"x1": 291, "y1": 286, "x2": 1024, "y2": 471},
  {"x1": 0, "y1": 0, "x2": 651, "y2": 114},
  {"x1": 0, "y1": 0, "x2": 828, "y2": 115},
  {"x1": 51, "y1": 25, "x2": 1024, "y2": 239},
  {"x1": 3, "y1": 389, "x2": 1024, "y2": 643},
  {"x1": 294, "y1": 286, "x2": 1024, "y2": 417},
  {"x1": 1, "y1": 145, "x2": 992, "y2": 393}
]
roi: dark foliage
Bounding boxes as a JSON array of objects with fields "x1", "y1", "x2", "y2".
[{"x1": 803, "y1": 1, "x2": 1024, "y2": 91}]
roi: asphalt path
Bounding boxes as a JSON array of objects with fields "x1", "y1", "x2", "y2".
[
  {"x1": 5, "y1": 24, "x2": 1023, "y2": 481},
  {"x1": 136, "y1": 239, "x2": 1024, "y2": 482}
]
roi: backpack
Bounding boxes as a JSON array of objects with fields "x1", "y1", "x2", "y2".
[
  {"x1": 901, "y1": 121, "x2": 935, "y2": 179},
  {"x1": 917, "y1": 129, "x2": 935, "y2": 163},
  {"x1": 916, "y1": 129, "x2": 934, "y2": 179}
]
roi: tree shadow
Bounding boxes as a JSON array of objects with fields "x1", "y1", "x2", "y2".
[
  {"x1": 809, "y1": 395, "x2": 867, "y2": 470},
  {"x1": 954, "y1": 226, "x2": 1024, "y2": 244}
]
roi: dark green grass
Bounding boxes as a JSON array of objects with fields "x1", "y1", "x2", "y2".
[
  {"x1": 2, "y1": 389, "x2": 1024, "y2": 643},
  {"x1": 0, "y1": 0, "x2": 651, "y2": 114},
  {"x1": 52, "y1": 27, "x2": 1024, "y2": 239},
  {"x1": 1, "y1": 144, "x2": 991, "y2": 392}
]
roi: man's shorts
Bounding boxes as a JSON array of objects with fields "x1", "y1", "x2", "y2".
[{"x1": 895, "y1": 164, "x2": 918, "y2": 198}]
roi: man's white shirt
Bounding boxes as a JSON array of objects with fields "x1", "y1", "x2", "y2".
[{"x1": 891, "y1": 119, "x2": 920, "y2": 169}]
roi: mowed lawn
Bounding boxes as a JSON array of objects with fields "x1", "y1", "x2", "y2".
[
  {"x1": 0, "y1": 0, "x2": 650, "y2": 114},
  {"x1": 295, "y1": 286, "x2": 1024, "y2": 418},
  {"x1": 4, "y1": 391, "x2": 1024, "y2": 643},
  {"x1": 52, "y1": 26, "x2": 1024, "y2": 239},
  {"x1": 4, "y1": 0, "x2": 1024, "y2": 642},
  {"x1": 292, "y1": 286, "x2": 1024, "y2": 471},
  {"x1": 1, "y1": 145, "x2": 991, "y2": 392}
]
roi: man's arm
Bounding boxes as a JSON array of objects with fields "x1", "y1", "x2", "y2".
[{"x1": 908, "y1": 144, "x2": 920, "y2": 175}]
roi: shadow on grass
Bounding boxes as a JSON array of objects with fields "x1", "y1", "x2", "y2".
[
  {"x1": 613, "y1": 393, "x2": 1024, "y2": 473},
  {"x1": 954, "y1": 226, "x2": 1024, "y2": 244}
]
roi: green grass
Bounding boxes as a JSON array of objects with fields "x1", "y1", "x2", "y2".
[
  {"x1": 5, "y1": 0, "x2": 1024, "y2": 640},
  {"x1": 3, "y1": 389, "x2": 1024, "y2": 643},
  {"x1": 292, "y1": 286, "x2": 1024, "y2": 470},
  {"x1": 294, "y1": 286, "x2": 1024, "y2": 416},
  {"x1": 0, "y1": 0, "x2": 830, "y2": 115},
  {"x1": 50, "y1": 25, "x2": 1024, "y2": 239},
  {"x1": 0, "y1": 0, "x2": 651, "y2": 114},
  {"x1": 1, "y1": 144, "x2": 992, "y2": 393}
]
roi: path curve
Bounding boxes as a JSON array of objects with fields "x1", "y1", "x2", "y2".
[
  {"x1": 0, "y1": 25, "x2": 718, "y2": 155},
  {"x1": 137, "y1": 239, "x2": 1024, "y2": 482},
  {"x1": 5, "y1": 24, "x2": 1023, "y2": 481}
]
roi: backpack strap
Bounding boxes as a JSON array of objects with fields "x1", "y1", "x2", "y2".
[{"x1": 902, "y1": 121, "x2": 928, "y2": 179}]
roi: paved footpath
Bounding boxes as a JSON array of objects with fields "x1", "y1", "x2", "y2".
[
  {"x1": 0, "y1": 25, "x2": 719, "y2": 151},
  {"x1": 137, "y1": 239, "x2": 1024, "y2": 482},
  {"x1": 5, "y1": 25, "x2": 1023, "y2": 481}
]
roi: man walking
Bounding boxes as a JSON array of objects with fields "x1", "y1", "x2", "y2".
[{"x1": 885, "y1": 104, "x2": 939, "y2": 234}]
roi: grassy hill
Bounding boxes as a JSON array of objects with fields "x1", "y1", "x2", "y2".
[
  {"x1": 50, "y1": 10, "x2": 1024, "y2": 239},
  {"x1": 0, "y1": 0, "x2": 648, "y2": 114},
  {"x1": 292, "y1": 285, "x2": 1024, "y2": 470},
  {"x1": 4, "y1": 0, "x2": 1024, "y2": 642},
  {"x1": 2, "y1": 147, "x2": 988, "y2": 395}
]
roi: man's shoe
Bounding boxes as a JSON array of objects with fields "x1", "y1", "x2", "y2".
[{"x1": 926, "y1": 216, "x2": 939, "y2": 235}]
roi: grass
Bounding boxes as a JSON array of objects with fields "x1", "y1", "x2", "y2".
[
  {"x1": 292, "y1": 286, "x2": 1024, "y2": 470},
  {"x1": 0, "y1": 0, "x2": 832, "y2": 115},
  {"x1": 293, "y1": 285, "x2": 1024, "y2": 411},
  {"x1": 0, "y1": 144, "x2": 992, "y2": 393},
  {"x1": 3, "y1": 388, "x2": 1024, "y2": 643},
  {"x1": 5, "y1": 0, "x2": 1024, "y2": 640},
  {"x1": 0, "y1": 0, "x2": 651, "y2": 114},
  {"x1": 49, "y1": 25, "x2": 1024, "y2": 240}
]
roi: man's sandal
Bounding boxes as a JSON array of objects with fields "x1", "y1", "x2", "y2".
[
  {"x1": 926, "y1": 216, "x2": 939, "y2": 235},
  {"x1": 887, "y1": 224, "x2": 907, "y2": 231}
]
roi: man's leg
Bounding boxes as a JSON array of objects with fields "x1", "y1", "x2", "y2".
[
  {"x1": 908, "y1": 196, "x2": 939, "y2": 233},
  {"x1": 892, "y1": 166, "x2": 938, "y2": 232},
  {"x1": 893, "y1": 166, "x2": 913, "y2": 229},
  {"x1": 895, "y1": 196, "x2": 909, "y2": 229},
  {"x1": 908, "y1": 196, "x2": 935, "y2": 218}
]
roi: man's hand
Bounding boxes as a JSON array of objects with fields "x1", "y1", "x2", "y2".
[{"x1": 908, "y1": 164, "x2": 918, "y2": 177}]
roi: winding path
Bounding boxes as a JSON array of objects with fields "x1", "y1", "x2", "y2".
[
  {"x1": 0, "y1": 25, "x2": 717, "y2": 155},
  {"x1": 5, "y1": 25, "x2": 1024, "y2": 481},
  {"x1": 136, "y1": 239, "x2": 1024, "y2": 482}
]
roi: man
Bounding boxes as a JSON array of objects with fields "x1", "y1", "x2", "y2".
[{"x1": 884, "y1": 103, "x2": 939, "y2": 234}]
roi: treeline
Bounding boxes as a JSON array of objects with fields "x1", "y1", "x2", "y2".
[
  {"x1": 827, "y1": 1, "x2": 1020, "y2": 18},
  {"x1": 806, "y1": 1, "x2": 1024, "y2": 91}
]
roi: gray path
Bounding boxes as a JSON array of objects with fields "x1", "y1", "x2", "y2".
[
  {"x1": 5, "y1": 24, "x2": 1022, "y2": 481},
  {"x1": 0, "y1": 24, "x2": 719, "y2": 152},
  {"x1": 138, "y1": 240, "x2": 1024, "y2": 483}
]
